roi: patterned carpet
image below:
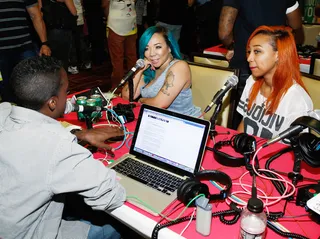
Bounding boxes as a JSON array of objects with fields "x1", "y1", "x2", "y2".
[{"x1": 68, "y1": 60, "x2": 113, "y2": 94}]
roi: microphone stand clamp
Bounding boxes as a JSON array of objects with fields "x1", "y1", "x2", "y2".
[
  {"x1": 288, "y1": 136, "x2": 304, "y2": 185},
  {"x1": 84, "y1": 113, "x2": 93, "y2": 129}
]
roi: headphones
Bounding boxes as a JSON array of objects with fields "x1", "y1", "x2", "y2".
[
  {"x1": 290, "y1": 116, "x2": 320, "y2": 168},
  {"x1": 297, "y1": 133, "x2": 320, "y2": 167},
  {"x1": 212, "y1": 133, "x2": 257, "y2": 167},
  {"x1": 177, "y1": 170, "x2": 232, "y2": 206}
]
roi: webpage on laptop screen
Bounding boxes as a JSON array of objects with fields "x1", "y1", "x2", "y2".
[{"x1": 133, "y1": 109, "x2": 205, "y2": 173}]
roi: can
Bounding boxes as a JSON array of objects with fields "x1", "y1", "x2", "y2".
[
  {"x1": 86, "y1": 98, "x2": 97, "y2": 106},
  {"x1": 90, "y1": 94, "x2": 102, "y2": 106},
  {"x1": 87, "y1": 98, "x2": 102, "y2": 120},
  {"x1": 76, "y1": 96, "x2": 87, "y2": 105},
  {"x1": 76, "y1": 96, "x2": 87, "y2": 121}
]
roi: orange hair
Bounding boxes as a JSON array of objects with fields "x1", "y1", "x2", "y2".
[{"x1": 246, "y1": 25, "x2": 308, "y2": 114}]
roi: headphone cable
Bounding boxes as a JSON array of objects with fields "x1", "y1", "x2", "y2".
[{"x1": 262, "y1": 147, "x2": 293, "y2": 198}]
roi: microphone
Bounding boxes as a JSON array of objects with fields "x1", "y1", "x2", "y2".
[
  {"x1": 116, "y1": 59, "x2": 146, "y2": 88},
  {"x1": 64, "y1": 100, "x2": 103, "y2": 114},
  {"x1": 262, "y1": 114, "x2": 320, "y2": 148},
  {"x1": 204, "y1": 75, "x2": 238, "y2": 113},
  {"x1": 261, "y1": 125, "x2": 305, "y2": 148}
]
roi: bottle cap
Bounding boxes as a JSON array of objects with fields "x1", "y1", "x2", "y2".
[{"x1": 247, "y1": 198, "x2": 264, "y2": 213}]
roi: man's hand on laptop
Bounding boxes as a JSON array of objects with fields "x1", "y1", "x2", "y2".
[{"x1": 74, "y1": 126, "x2": 124, "y2": 150}]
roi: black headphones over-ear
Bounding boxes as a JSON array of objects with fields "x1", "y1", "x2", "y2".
[
  {"x1": 177, "y1": 170, "x2": 232, "y2": 206},
  {"x1": 289, "y1": 116, "x2": 320, "y2": 168},
  {"x1": 212, "y1": 133, "x2": 257, "y2": 167},
  {"x1": 297, "y1": 133, "x2": 320, "y2": 167}
]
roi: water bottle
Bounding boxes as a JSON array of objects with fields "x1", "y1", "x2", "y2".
[{"x1": 239, "y1": 198, "x2": 267, "y2": 239}]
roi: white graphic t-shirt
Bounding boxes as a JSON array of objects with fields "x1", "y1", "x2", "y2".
[
  {"x1": 108, "y1": 0, "x2": 137, "y2": 36},
  {"x1": 237, "y1": 76, "x2": 313, "y2": 139}
]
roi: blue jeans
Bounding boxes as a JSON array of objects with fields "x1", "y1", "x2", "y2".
[
  {"x1": 0, "y1": 48, "x2": 37, "y2": 101},
  {"x1": 156, "y1": 22, "x2": 182, "y2": 43},
  {"x1": 82, "y1": 220, "x2": 121, "y2": 239}
]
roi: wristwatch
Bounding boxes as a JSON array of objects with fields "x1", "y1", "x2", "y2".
[{"x1": 41, "y1": 41, "x2": 49, "y2": 46}]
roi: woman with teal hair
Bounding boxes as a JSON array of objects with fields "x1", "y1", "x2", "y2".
[{"x1": 121, "y1": 26, "x2": 201, "y2": 117}]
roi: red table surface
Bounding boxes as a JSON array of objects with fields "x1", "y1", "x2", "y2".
[{"x1": 61, "y1": 97, "x2": 320, "y2": 239}]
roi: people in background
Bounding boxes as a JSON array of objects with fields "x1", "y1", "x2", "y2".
[
  {"x1": 0, "y1": 56, "x2": 125, "y2": 239},
  {"x1": 237, "y1": 26, "x2": 313, "y2": 139},
  {"x1": 195, "y1": 0, "x2": 223, "y2": 51},
  {"x1": 67, "y1": 0, "x2": 92, "y2": 74},
  {"x1": 219, "y1": 0, "x2": 304, "y2": 129},
  {"x1": 121, "y1": 26, "x2": 201, "y2": 117},
  {"x1": 156, "y1": 0, "x2": 194, "y2": 43},
  {"x1": 83, "y1": 0, "x2": 106, "y2": 66},
  {"x1": 102, "y1": 0, "x2": 138, "y2": 89},
  {"x1": 136, "y1": 0, "x2": 148, "y2": 39},
  {"x1": 41, "y1": 0, "x2": 77, "y2": 70},
  {"x1": 0, "y1": 0, "x2": 51, "y2": 102}
]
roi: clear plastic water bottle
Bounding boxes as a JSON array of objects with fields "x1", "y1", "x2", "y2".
[{"x1": 239, "y1": 198, "x2": 267, "y2": 239}]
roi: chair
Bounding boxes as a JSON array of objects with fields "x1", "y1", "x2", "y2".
[
  {"x1": 309, "y1": 53, "x2": 320, "y2": 77},
  {"x1": 191, "y1": 52, "x2": 229, "y2": 68},
  {"x1": 188, "y1": 61, "x2": 238, "y2": 128},
  {"x1": 301, "y1": 72, "x2": 320, "y2": 110},
  {"x1": 301, "y1": 73, "x2": 320, "y2": 137},
  {"x1": 302, "y1": 24, "x2": 320, "y2": 47}
]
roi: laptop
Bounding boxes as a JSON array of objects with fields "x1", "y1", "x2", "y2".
[{"x1": 109, "y1": 104, "x2": 210, "y2": 215}]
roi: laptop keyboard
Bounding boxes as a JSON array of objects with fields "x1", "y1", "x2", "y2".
[{"x1": 113, "y1": 157, "x2": 184, "y2": 195}]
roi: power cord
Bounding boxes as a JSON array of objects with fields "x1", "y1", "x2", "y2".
[
  {"x1": 267, "y1": 221, "x2": 309, "y2": 239},
  {"x1": 151, "y1": 207, "x2": 241, "y2": 239},
  {"x1": 126, "y1": 194, "x2": 204, "y2": 221}
]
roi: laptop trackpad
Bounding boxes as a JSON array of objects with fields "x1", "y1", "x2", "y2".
[{"x1": 117, "y1": 174, "x2": 177, "y2": 216}]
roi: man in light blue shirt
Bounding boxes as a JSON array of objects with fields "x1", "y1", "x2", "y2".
[{"x1": 0, "y1": 56, "x2": 125, "y2": 239}]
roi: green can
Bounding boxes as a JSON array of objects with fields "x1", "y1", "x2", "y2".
[
  {"x1": 76, "y1": 96, "x2": 87, "y2": 121},
  {"x1": 86, "y1": 98, "x2": 96, "y2": 106},
  {"x1": 76, "y1": 96, "x2": 87, "y2": 105},
  {"x1": 90, "y1": 94, "x2": 102, "y2": 106},
  {"x1": 87, "y1": 98, "x2": 102, "y2": 120}
]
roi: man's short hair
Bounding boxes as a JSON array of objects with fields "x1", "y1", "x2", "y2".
[{"x1": 11, "y1": 56, "x2": 63, "y2": 111}]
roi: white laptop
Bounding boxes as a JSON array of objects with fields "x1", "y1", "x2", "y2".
[{"x1": 109, "y1": 104, "x2": 210, "y2": 215}]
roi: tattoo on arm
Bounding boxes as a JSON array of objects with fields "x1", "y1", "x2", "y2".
[
  {"x1": 219, "y1": 7, "x2": 238, "y2": 46},
  {"x1": 160, "y1": 71, "x2": 175, "y2": 96}
]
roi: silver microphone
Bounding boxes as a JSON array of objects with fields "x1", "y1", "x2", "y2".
[
  {"x1": 64, "y1": 100, "x2": 102, "y2": 114},
  {"x1": 261, "y1": 125, "x2": 305, "y2": 148},
  {"x1": 261, "y1": 114, "x2": 320, "y2": 148},
  {"x1": 204, "y1": 75, "x2": 238, "y2": 113},
  {"x1": 117, "y1": 59, "x2": 145, "y2": 88}
]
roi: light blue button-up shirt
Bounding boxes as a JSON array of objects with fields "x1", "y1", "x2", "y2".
[{"x1": 0, "y1": 102, "x2": 126, "y2": 239}]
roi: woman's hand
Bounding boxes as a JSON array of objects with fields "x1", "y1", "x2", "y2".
[{"x1": 143, "y1": 58, "x2": 155, "y2": 71}]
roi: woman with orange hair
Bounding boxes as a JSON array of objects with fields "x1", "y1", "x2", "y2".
[{"x1": 237, "y1": 25, "x2": 313, "y2": 139}]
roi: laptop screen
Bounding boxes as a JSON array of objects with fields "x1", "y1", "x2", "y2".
[{"x1": 130, "y1": 105, "x2": 210, "y2": 176}]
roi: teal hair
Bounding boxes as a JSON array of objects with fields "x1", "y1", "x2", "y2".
[{"x1": 138, "y1": 26, "x2": 182, "y2": 83}]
